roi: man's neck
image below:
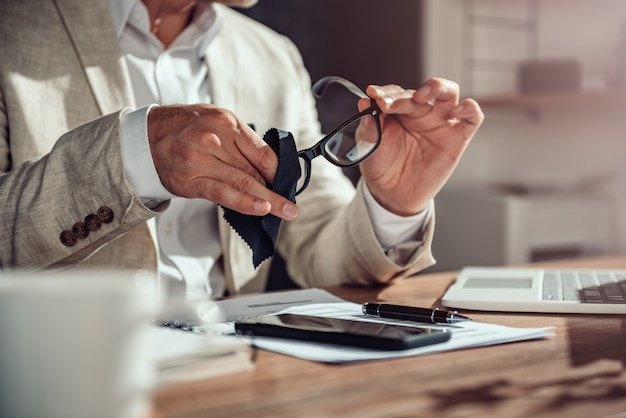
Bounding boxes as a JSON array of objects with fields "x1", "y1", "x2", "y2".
[{"x1": 142, "y1": 0, "x2": 198, "y2": 47}]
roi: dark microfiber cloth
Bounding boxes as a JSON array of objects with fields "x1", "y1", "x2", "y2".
[{"x1": 222, "y1": 128, "x2": 299, "y2": 268}]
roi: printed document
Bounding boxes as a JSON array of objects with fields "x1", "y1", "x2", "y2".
[{"x1": 212, "y1": 289, "x2": 554, "y2": 363}]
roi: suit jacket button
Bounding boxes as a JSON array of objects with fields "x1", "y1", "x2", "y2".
[
  {"x1": 97, "y1": 206, "x2": 114, "y2": 223},
  {"x1": 60, "y1": 230, "x2": 77, "y2": 247},
  {"x1": 73, "y1": 221, "x2": 89, "y2": 239},
  {"x1": 85, "y1": 213, "x2": 102, "y2": 231}
]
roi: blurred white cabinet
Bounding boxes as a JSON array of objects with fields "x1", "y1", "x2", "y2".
[{"x1": 429, "y1": 186, "x2": 618, "y2": 272}]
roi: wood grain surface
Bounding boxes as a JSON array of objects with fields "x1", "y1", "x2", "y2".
[{"x1": 154, "y1": 255, "x2": 626, "y2": 418}]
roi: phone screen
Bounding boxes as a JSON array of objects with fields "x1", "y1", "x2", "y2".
[{"x1": 234, "y1": 314, "x2": 451, "y2": 350}]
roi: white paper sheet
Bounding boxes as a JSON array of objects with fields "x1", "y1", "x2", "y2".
[
  {"x1": 244, "y1": 302, "x2": 554, "y2": 363},
  {"x1": 213, "y1": 289, "x2": 554, "y2": 363},
  {"x1": 216, "y1": 288, "x2": 346, "y2": 322}
]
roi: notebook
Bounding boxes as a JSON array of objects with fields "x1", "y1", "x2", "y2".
[{"x1": 442, "y1": 267, "x2": 626, "y2": 314}]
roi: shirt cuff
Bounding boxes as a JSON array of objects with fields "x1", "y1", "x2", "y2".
[
  {"x1": 362, "y1": 182, "x2": 432, "y2": 250},
  {"x1": 120, "y1": 105, "x2": 176, "y2": 207}
]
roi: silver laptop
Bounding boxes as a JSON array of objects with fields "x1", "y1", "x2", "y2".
[{"x1": 442, "y1": 267, "x2": 626, "y2": 314}]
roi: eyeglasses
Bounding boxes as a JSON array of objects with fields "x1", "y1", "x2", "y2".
[{"x1": 296, "y1": 76, "x2": 382, "y2": 196}]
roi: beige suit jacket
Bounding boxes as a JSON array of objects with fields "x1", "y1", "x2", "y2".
[{"x1": 0, "y1": 0, "x2": 435, "y2": 294}]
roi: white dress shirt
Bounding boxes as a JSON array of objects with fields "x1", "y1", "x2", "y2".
[{"x1": 109, "y1": 0, "x2": 431, "y2": 299}]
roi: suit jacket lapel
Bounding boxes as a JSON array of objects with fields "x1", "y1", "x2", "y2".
[
  {"x1": 53, "y1": 0, "x2": 136, "y2": 114},
  {"x1": 204, "y1": 19, "x2": 239, "y2": 112}
]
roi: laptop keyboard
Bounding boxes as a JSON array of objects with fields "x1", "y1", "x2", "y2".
[{"x1": 542, "y1": 270, "x2": 626, "y2": 303}]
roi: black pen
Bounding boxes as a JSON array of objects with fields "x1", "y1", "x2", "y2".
[{"x1": 362, "y1": 302, "x2": 471, "y2": 324}]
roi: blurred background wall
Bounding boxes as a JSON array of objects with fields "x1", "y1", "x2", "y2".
[
  {"x1": 422, "y1": 0, "x2": 626, "y2": 271},
  {"x1": 241, "y1": 0, "x2": 626, "y2": 272}
]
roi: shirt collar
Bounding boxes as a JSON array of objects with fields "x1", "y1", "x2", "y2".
[
  {"x1": 108, "y1": 0, "x2": 222, "y2": 56},
  {"x1": 108, "y1": 0, "x2": 136, "y2": 37}
]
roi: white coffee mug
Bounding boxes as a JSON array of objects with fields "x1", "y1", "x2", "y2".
[{"x1": 0, "y1": 269, "x2": 159, "y2": 418}]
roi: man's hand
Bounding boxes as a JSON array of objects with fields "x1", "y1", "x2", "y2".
[
  {"x1": 359, "y1": 78, "x2": 484, "y2": 216},
  {"x1": 147, "y1": 104, "x2": 299, "y2": 220}
]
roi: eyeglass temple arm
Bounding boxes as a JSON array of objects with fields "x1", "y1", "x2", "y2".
[{"x1": 312, "y1": 76, "x2": 369, "y2": 100}]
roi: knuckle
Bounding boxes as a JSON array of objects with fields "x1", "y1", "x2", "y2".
[
  {"x1": 443, "y1": 79, "x2": 460, "y2": 94},
  {"x1": 430, "y1": 77, "x2": 456, "y2": 92},
  {"x1": 463, "y1": 99, "x2": 485, "y2": 119},
  {"x1": 256, "y1": 145, "x2": 277, "y2": 172},
  {"x1": 197, "y1": 131, "x2": 221, "y2": 149},
  {"x1": 234, "y1": 173, "x2": 259, "y2": 192},
  {"x1": 214, "y1": 108, "x2": 239, "y2": 130},
  {"x1": 442, "y1": 78, "x2": 459, "y2": 88},
  {"x1": 205, "y1": 181, "x2": 227, "y2": 204}
]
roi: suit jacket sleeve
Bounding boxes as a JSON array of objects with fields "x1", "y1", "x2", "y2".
[
  {"x1": 0, "y1": 109, "x2": 163, "y2": 268},
  {"x1": 0, "y1": 0, "x2": 163, "y2": 269}
]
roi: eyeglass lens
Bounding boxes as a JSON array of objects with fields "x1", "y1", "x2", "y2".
[
  {"x1": 296, "y1": 112, "x2": 379, "y2": 194},
  {"x1": 324, "y1": 113, "x2": 379, "y2": 165},
  {"x1": 295, "y1": 76, "x2": 382, "y2": 196}
]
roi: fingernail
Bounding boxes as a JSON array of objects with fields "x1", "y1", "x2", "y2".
[
  {"x1": 416, "y1": 85, "x2": 431, "y2": 96},
  {"x1": 452, "y1": 104, "x2": 464, "y2": 114},
  {"x1": 372, "y1": 86, "x2": 384, "y2": 95},
  {"x1": 282, "y1": 203, "x2": 298, "y2": 219},
  {"x1": 382, "y1": 95, "x2": 394, "y2": 106},
  {"x1": 254, "y1": 200, "x2": 270, "y2": 214}
]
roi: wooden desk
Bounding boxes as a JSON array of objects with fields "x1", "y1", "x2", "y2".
[{"x1": 154, "y1": 256, "x2": 626, "y2": 418}]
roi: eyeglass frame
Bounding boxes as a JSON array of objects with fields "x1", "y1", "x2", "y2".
[{"x1": 296, "y1": 76, "x2": 382, "y2": 196}]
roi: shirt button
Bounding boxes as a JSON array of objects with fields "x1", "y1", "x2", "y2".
[
  {"x1": 60, "y1": 230, "x2": 77, "y2": 247},
  {"x1": 85, "y1": 213, "x2": 102, "y2": 231},
  {"x1": 97, "y1": 206, "x2": 114, "y2": 223},
  {"x1": 72, "y1": 222, "x2": 89, "y2": 239}
]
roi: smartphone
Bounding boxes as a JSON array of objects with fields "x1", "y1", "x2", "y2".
[{"x1": 234, "y1": 314, "x2": 451, "y2": 350}]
